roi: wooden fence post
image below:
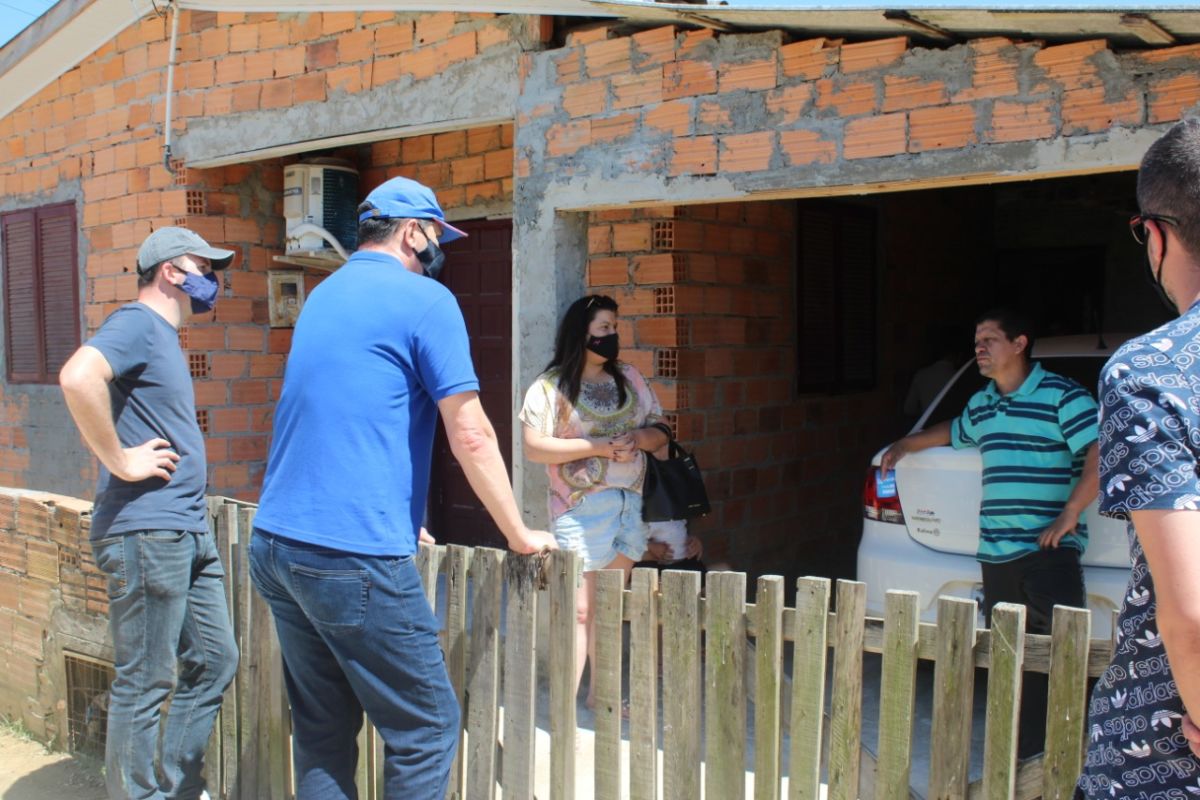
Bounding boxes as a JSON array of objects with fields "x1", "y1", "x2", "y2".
[
  {"x1": 628, "y1": 567, "x2": 659, "y2": 800},
  {"x1": 754, "y1": 575, "x2": 785, "y2": 800},
  {"x1": 828, "y1": 580, "x2": 866, "y2": 800},
  {"x1": 1042, "y1": 606, "x2": 1090, "y2": 800},
  {"x1": 705, "y1": 571, "x2": 748, "y2": 800},
  {"x1": 593, "y1": 569, "x2": 625, "y2": 800},
  {"x1": 548, "y1": 549, "x2": 580, "y2": 800},
  {"x1": 876, "y1": 590, "x2": 920, "y2": 800},
  {"x1": 981, "y1": 602, "x2": 1025, "y2": 800},
  {"x1": 444, "y1": 545, "x2": 473, "y2": 800},
  {"x1": 929, "y1": 597, "x2": 977, "y2": 800},
  {"x1": 501, "y1": 553, "x2": 540, "y2": 800},
  {"x1": 465, "y1": 548, "x2": 504, "y2": 800},
  {"x1": 661, "y1": 569, "x2": 702, "y2": 800},
  {"x1": 789, "y1": 577, "x2": 830, "y2": 800}
]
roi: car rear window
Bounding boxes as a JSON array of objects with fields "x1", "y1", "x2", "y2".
[{"x1": 922, "y1": 355, "x2": 1106, "y2": 429}]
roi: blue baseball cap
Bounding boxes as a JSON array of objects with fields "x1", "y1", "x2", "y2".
[{"x1": 357, "y1": 177, "x2": 467, "y2": 242}]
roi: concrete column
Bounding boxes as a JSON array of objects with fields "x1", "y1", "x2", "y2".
[{"x1": 511, "y1": 202, "x2": 588, "y2": 526}]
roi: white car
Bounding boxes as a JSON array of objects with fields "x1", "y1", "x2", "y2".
[{"x1": 857, "y1": 335, "x2": 1131, "y2": 638}]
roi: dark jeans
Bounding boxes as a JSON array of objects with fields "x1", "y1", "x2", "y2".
[
  {"x1": 981, "y1": 546, "x2": 1085, "y2": 759},
  {"x1": 248, "y1": 529, "x2": 459, "y2": 800},
  {"x1": 92, "y1": 530, "x2": 238, "y2": 800}
]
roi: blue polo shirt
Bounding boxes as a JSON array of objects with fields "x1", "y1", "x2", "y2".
[
  {"x1": 254, "y1": 251, "x2": 479, "y2": 556},
  {"x1": 950, "y1": 362, "x2": 1099, "y2": 563}
]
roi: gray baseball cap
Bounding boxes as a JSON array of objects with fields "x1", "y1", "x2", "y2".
[{"x1": 136, "y1": 227, "x2": 235, "y2": 274}]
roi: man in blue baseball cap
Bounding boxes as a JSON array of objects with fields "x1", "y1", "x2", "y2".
[{"x1": 250, "y1": 176, "x2": 556, "y2": 798}]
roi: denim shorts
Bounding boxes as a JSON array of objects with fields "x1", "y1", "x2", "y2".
[{"x1": 553, "y1": 488, "x2": 649, "y2": 571}]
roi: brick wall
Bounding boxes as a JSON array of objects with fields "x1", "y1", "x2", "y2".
[
  {"x1": 519, "y1": 27, "x2": 1200, "y2": 183},
  {"x1": 0, "y1": 490, "x2": 104, "y2": 743},
  {"x1": 0, "y1": 10, "x2": 527, "y2": 499}
]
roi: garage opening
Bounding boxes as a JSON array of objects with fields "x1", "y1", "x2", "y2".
[{"x1": 615, "y1": 171, "x2": 1168, "y2": 591}]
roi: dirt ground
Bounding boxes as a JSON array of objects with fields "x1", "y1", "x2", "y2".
[{"x1": 0, "y1": 727, "x2": 106, "y2": 800}]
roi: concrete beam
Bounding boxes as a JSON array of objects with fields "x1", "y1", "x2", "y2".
[
  {"x1": 538, "y1": 126, "x2": 1159, "y2": 213},
  {"x1": 177, "y1": 46, "x2": 521, "y2": 168}
]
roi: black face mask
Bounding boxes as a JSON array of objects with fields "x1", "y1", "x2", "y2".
[
  {"x1": 415, "y1": 238, "x2": 445, "y2": 281},
  {"x1": 1146, "y1": 248, "x2": 1176, "y2": 314},
  {"x1": 587, "y1": 332, "x2": 619, "y2": 361}
]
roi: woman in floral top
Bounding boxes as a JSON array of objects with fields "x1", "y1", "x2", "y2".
[{"x1": 520, "y1": 294, "x2": 668, "y2": 707}]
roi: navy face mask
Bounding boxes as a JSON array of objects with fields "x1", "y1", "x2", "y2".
[
  {"x1": 415, "y1": 239, "x2": 445, "y2": 281},
  {"x1": 180, "y1": 271, "x2": 220, "y2": 313}
]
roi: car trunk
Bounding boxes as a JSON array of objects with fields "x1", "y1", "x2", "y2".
[{"x1": 894, "y1": 446, "x2": 1129, "y2": 569}]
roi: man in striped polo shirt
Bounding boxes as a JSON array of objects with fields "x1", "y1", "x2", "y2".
[{"x1": 881, "y1": 308, "x2": 1099, "y2": 757}]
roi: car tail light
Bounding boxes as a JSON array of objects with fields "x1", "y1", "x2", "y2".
[{"x1": 862, "y1": 466, "x2": 905, "y2": 524}]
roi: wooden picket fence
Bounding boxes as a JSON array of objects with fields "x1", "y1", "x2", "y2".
[{"x1": 202, "y1": 497, "x2": 1110, "y2": 800}]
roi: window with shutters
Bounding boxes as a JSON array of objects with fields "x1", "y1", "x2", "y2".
[
  {"x1": 2, "y1": 203, "x2": 80, "y2": 384},
  {"x1": 796, "y1": 202, "x2": 877, "y2": 393}
]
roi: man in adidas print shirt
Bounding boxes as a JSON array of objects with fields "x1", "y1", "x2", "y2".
[
  {"x1": 882, "y1": 308, "x2": 1099, "y2": 757},
  {"x1": 1079, "y1": 119, "x2": 1200, "y2": 798}
]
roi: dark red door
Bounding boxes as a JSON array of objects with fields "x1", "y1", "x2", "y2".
[{"x1": 430, "y1": 219, "x2": 512, "y2": 549}]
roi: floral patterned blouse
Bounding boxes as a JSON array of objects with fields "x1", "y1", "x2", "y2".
[{"x1": 519, "y1": 362, "x2": 662, "y2": 519}]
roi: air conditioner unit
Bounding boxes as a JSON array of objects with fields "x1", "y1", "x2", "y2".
[{"x1": 276, "y1": 160, "x2": 359, "y2": 270}]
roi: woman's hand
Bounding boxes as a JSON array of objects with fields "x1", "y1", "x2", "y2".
[{"x1": 609, "y1": 432, "x2": 638, "y2": 462}]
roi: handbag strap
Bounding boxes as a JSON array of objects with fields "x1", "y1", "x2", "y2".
[
  {"x1": 650, "y1": 421, "x2": 675, "y2": 440},
  {"x1": 649, "y1": 421, "x2": 687, "y2": 459}
]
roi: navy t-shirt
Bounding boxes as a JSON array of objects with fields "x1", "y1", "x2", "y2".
[
  {"x1": 86, "y1": 303, "x2": 208, "y2": 538},
  {"x1": 254, "y1": 251, "x2": 479, "y2": 557},
  {"x1": 1079, "y1": 301, "x2": 1200, "y2": 798}
]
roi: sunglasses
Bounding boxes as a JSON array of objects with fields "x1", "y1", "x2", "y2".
[{"x1": 1129, "y1": 212, "x2": 1180, "y2": 245}]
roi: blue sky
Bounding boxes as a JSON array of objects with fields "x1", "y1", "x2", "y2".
[{"x1": 0, "y1": 0, "x2": 54, "y2": 49}]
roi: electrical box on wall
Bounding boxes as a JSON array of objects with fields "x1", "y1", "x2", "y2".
[{"x1": 268, "y1": 271, "x2": 305, "y2": 328}]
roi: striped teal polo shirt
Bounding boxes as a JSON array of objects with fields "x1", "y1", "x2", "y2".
[{"x1": 950, "y1": 362, "x2": 1098, "y2": 564}]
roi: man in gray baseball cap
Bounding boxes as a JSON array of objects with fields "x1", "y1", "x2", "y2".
[
  {"x1": 137, "y1": 226, "x2": 235, "y2": 274},
  {"x1": 59, "y1": 225, "x2": 238, "y2": 800}
]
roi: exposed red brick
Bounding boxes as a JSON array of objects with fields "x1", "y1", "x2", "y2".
[
  {"x1": 663, "y1": 60, "x2": 717, "y2": 101},
  {"x1": 1032, "y1": 39, "x2": 1107, "y2": 91},
  {"x1": 780, "y1": 39, "x2": 837, "y2": 80},
  {"x1": 720, "y1": 131, "x2": 774, "y2": 173},
  {"x1": 545, "y1": 120, "x2": 591, "y2": 157},
  {"x1": 1061, "y1": 87, "x2": 1143, "y2": 135},
  {"x1": 585, "y1": 37, "x2": 632, "y2": 78},
  {"x1": 844, "y1": 112, "x2": 906, "y2": 160},
  {"x1": 815, "y1": 79, "x2": 877, "y2": 117},
  {"x1": 613, "y1": 69, "x2": 663, "y2": 109},
  {"x1": 765, "y1": 84, "x2": 814, "y2": 125},
  {"x1": 779, "y1": 129, "x2": 837, "y2": 166},
  {"x1": 840, "y1": 37, "x2": 907, "y2": 73},
  {"x1": 1148, "y1": 73, "x2": 1200, "y2": 124},
  {"x1": 669, "y1": 136, "x2": 716, "y2": 176},
  {"x1": 987, "y1": 99, "x2": 1056, "y2": 143},
  {"x1": 632, "y1": 26, "x2": 676, "y2": 67},
  {"x1": 563, "y1": 79, "x2": 608, "y2": 118},
  {"x1": 908, "y1": 104, "x2": 977, "y2": 152},
  {"x1": 592, "y1": 113, "x2": 637, "y2": 143},
  {"x1": 718, "y1": 57, "x2": 777, "y2": 93},
  {"x1": 588, "y1": 257, "x2": 629, "y2": 285},
  {"x1": 644, "y1": 99, "x2": 692, "y2": 136},
  {"x1": 881, "y1": 76, "x2": 947, "y2": 113}
]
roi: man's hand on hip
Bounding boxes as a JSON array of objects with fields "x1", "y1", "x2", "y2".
[{"x1": 116, "y1": 438, "x2": 179, "y2": 482}]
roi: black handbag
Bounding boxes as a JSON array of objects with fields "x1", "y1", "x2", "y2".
[{"x1": 641, "y1": 423, "x2": 711, "y2": 522}]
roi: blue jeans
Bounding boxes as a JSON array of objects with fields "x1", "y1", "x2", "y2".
[
  {"x1": 92, "y1": 530, "x2": 238, "y2": 800},
  {"x1": 248, "y1": 529, "x2": 459, "y2": 800}
]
